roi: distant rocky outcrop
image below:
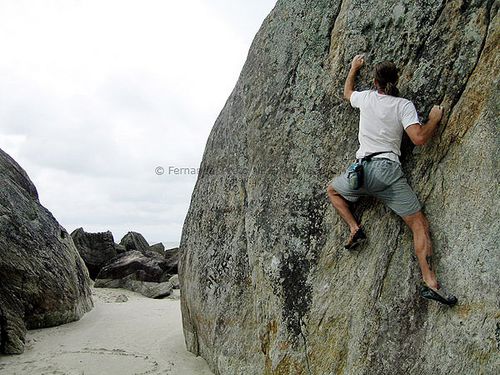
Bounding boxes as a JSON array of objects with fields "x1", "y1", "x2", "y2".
[
  {"x1": 70, "y1": 227, "x2": 118, "y2": 279},
  {"x1": 95, "y1": 250, "x2": 168, "y2": 283},
  {"x1": 119, "y1": 231, "x2": 150, "y2": 254},
  {"x1": 179, "y1": 1, "x2": 499, "y2": 375},
  {"x1": 0, "y1": 148, "x2": 93, "y2": 354},
  {"x1": 94, "y1": 250, "x2": 175, "y2": 298},
  {"x1": 95, "y1": 276, "x2": 173, "y2": 299}
]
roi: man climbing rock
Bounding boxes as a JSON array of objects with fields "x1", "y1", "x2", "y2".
[{"x1": 327, "y1": 54, "x2": 458, "y2": 306}]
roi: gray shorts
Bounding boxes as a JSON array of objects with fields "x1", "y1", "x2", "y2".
[{"x1": 329, "y1": 158, "x2": 421, "y2": 217}]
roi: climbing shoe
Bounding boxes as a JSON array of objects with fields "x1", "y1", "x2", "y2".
[
  {"x1": 420, "y1": 282, "x2": 458, "y2": 306},
  {"x1": 344, "y1": 226, "x2": 367, "y2": 250}
]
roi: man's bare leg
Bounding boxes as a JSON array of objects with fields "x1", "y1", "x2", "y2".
[
  {"x1": 327, "y1": 185, "x2": 360, "y2": 235},
  {"x1": 402, "y1": 211, "x2": 439, "y2": 289}
]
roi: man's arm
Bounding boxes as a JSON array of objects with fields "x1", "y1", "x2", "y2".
[
  {"x1": 344, "y1": 54, "x2": 365, "y2": 100},
  {"x1": 405, "y1": 105, "x2": 444, "y2": 146}
]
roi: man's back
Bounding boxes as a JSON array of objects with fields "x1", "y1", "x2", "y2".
[{"x1": 350, "y1": 89, "x2": 420, "y2": 163}]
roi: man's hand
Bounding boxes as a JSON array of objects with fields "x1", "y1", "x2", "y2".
[
  {"x1": 351, "y1": 54, "x2": 365, "y2": 71},
  {"x1": 428, "y1": 105, "x2": 444, "y2": 124},
  {"x1": 406, "y1": 104, "x2": 445, "y2": 146},
  {"x1": 344, "y1": 54, "x2": 365, "y2": 100}
]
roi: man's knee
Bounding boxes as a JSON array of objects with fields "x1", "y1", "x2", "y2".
[
  {"x1": 327, "y1": 185, "x2": 346, "y2": 205},
  {"x1": 327, "y1": 184, "x2": 343, "y2": 196}
]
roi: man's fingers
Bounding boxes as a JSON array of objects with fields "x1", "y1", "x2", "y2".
[{"x1": 352, "y1": 54, "x2": 365, "y2": 66}]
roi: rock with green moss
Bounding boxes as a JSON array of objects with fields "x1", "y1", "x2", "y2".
[
  {"x1": 0, "y1": 148, "x2": 93, "y2": 354},
  {"x1": 179, "y1": 1, "x2": 499, "y2": 374}
]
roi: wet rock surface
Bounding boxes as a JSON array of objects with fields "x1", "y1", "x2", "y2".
[
  {"x1": 0, "y1": 148, "x2": 93, "y2": 354},
  {"x1": 179, "y1": 1, "x2": 499, "y2": 374}
]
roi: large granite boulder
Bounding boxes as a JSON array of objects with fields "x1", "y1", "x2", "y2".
[
  {"x1": 95, "y1": 250, "x2": 169, "y2": 283},
  {"x1": 0, "y1": 148, "x2": 93, "y2": 354},
  {"x1": 70, "y1": 227, "x2": 118, "y2": 279},
  {"x1": 119, "y1": 231, "x2": 150, "y2": 254},
  {"x1": 179, "y1": 1, "x2": 499, "y2": 374}
]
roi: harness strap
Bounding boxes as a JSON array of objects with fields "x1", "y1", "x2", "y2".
[{"x1": 359, "y1": 151, "x2": 394, "y2": 162}]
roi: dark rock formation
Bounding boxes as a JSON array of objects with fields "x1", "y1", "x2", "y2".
[
  {"x1": 164, "y1": 247, "x2": 180, "y2": 275},
  {"x1": 119, "y1": 231, "x2": 150, "y2": 254},
  {"x1": 0, "y1": 148, "x2": 93, "y2": 354},
  {"x1": 114, "y1": 243, "x2": 127, "y2": 255},
  {"x1": 95, "y1": 250, "x2": 169, "y2": 283},
  {"x1": 150, "y1": 242, "x2": 166, "y2": 255},
  {"x1": 95, "y1": 276, "x2": 173, "y2": 299},
  {"x1": 70, "y1": 227, "x2": 118, "y2": 279},
  {"x1": 179, "y1": 1, "x2": 499, "y2": 374}
]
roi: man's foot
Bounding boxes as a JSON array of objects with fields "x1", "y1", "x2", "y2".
[
  {"x1": 344, "y1": 226, "x2": 367, "y2": 250},
  {"x1": 420, "y1": 281, "x2": 458, "y2": 306}
]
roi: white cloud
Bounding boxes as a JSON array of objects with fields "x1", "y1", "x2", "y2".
[{"x1": 0, "y1": 0, "x2": 276, "y2": 244}]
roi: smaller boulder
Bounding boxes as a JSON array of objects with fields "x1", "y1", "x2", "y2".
[
  {"x1": 149, "y1": 242, "x2": 165, "y2": 255},
  {"x1": 119, "y1": 231, "x2": 150, "y2": 254},
  {"x1": 115, "y1": 294, "x2": 128, "y2": 303}
]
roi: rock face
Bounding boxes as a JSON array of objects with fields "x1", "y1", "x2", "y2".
[
  {"x1": 70, "y1": 227, "x2": 118, "y2": 279},
  {"x1": 95, "y1": 250, "x2": 169, "y2": 283},
  {"x1": 119, "y1": 231, "x2": 150, "y2": 254},
  {"x1": 0, "y1": 148, "x2": 93, "y2": 354},
  {"x1": 179, "y1": 1, "x2": 499, "y2": 374}
]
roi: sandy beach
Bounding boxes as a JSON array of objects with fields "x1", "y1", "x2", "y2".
[{"x1": 0, "y1": 286, "x2": 213, "y2": 375}]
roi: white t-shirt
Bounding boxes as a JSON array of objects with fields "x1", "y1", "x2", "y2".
[{"x1": 350, "y1": 89, "x2": 421, "y2": 163}]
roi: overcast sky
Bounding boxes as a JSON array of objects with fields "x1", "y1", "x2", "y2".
[{"x1": 0, "y1": 0, "x2": 277, "y2": 247}]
